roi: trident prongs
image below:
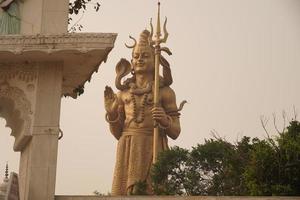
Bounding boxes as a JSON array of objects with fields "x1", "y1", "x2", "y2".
[
  {"x1": 159, "y1": 17, "x2": 168, "y2": 44},
  {"x1": 149, "y1": 4, "x2": 169, "y2": 46},
  {"x1": 149, "y1": 17, "x2": 168, "y2": 45},
  {"x1": 148, "y1": 18, "x2": 155, "y2": 45},
  {"x1": 125, "y1": 35, "x2": 137, "y2": 49}
]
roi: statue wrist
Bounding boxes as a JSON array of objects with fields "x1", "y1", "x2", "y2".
[{"x1": 105, "y1": 112, "x2": 120, "y2": 123}]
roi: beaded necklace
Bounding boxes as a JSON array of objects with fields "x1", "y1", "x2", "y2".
[{"x1": 130, "y1": 92, "x2": 148, "y2": 123}]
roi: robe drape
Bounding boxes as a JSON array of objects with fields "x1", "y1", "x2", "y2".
[{"x1": 111, "y1": 128, "x2": 168, "y2": 195}]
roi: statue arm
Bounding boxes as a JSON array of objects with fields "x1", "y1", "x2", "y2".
[
  {"x1": 108, "y1": 111, "x2": 123, "y2": 140},
  {"x1": 105, "y1": 91, "x2": 124, "y2": 140},
  {"x1": 161, "y1": 87, "x2": 181, "y2": 140}
]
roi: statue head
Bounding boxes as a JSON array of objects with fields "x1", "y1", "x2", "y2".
[
  {"x1": 129, "y1": 30, "x2": 155, "y2": 74},
  {"x1": 115, "y1": 29, "x2": 173, "y2": 91}
]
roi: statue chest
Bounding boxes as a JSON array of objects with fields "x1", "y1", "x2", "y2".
[
  {"x1": 122, "y1": 92, "x2": 156, "y2": 124},
  {"x1": 123, "y1": 92, "x2": 155, "y2": 109}
]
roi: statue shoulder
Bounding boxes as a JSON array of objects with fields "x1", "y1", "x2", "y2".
[{"x1": 161, "y1": 86, "x2": 176, "y2": 102}]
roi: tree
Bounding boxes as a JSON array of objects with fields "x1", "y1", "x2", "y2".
[
  {"x1": 68, "y1": 0, "x2": 101, "y2": 32},
  {"x1": 151, "y1": 146, "x2": 189, "y2": 195},
  {"x1": 243, "y1": 138, "x2": 278, "y2": 195},
  {"x1": 151, "y1": 120, "x2": 300, "y2": 196},
  {"x1": 151, "y1": 137, "x2": 252, "y2": 196},
  {"x1": 244, "y1": 120, "x2": 300, "y2": 195}
]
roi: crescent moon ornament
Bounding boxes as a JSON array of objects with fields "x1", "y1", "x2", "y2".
[{"x1": 125, "y1": 35, "x2": 137, "y2": 49}]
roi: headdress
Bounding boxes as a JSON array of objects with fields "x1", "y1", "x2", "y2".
[
  {"x1": 125, "y1": 29, "x2": 152, "y2": 49},
  {"x1": 123, "y1": 29, "x2": 173, "y2": 87}
]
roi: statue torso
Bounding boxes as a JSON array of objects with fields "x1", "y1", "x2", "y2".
[{"x1": 120, "y1": 89, "x2": 156, "y2": 130}]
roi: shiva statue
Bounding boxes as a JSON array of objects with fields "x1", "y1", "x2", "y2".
[{"x1": 104, "y1": 2, "x2": 185, "y2": 195}]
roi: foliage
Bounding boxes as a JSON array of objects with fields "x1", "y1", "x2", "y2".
[
  {"x1": 69, "y1": 0, "x2": 100, "y2": 15},
  {"x1": 131, "y1": 180, "x2": 149, "y2": 195},
  {"x1": 151, "y1": 137, "x2": 251, "y2": 195},
  {"x1": 73, "y1": 85, "x2": 84, "y2": 96},
  {"x1": 151, "y1": 146, "x2": 189, "y2": 195},
  {"x1": 244, "y1": 120, "x2": 300, "y2": 195},
  {"x1": 151, "y1": 120, "x2": 300, "y2": 196},
  {"x1": 93, "y1": 190, "x2": 111, "y2": 196},
  {"x1": 68, "y1": 0, "x2": 101, "y2": 31}
]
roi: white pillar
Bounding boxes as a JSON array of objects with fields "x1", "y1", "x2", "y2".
[{"x1": 19, "y1": 62, "x2": 63, "y2": 200}]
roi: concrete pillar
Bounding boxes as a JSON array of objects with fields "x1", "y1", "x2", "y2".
[
  {"x1": 1, "y1": 32, "x2": 117, "y2": 200},
  {"x1": 19, "y1": 62, "x2": 63, "y2": 200}
]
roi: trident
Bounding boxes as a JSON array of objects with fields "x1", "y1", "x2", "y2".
[{"x1": 150, "y1": 2, "x2": 169, "y2": 164}]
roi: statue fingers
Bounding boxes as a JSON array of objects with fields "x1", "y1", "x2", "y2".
[
  {"x1": 108, "y1": 88, "x2": 114, "y2": 99},
  {"x1": 152, "y1": 113, "x2": 166, "y2": 118},
  {"x1": 152, "y1": 111, "x2": 165, "y2": 116},
  {"x1": 105, "y1": 86, "x2": 115, "y2": 100},
  {"x1": 151, "y1": 106, "x2": 165, "y2": 112},
  {"x1": 152, "y1": 115, "x2": 160, "y2": 120},
  {"x1": 151, "y1": 108, "x2": 166, "y2": 115},
  {"x1": 104, "y1": 86, "x2": 113, "y2": 98},
  {"x1": 113, "y1": 94, "x2": 118, "y2": 102},
  {"x1": 153, "y1": 116, "x2": 165, "y2": 122},
  {"x1": 104, "y1": 86, "x2": 110, "y2": 97}
]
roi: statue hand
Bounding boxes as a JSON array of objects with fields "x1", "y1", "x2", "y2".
[
  {"x1": 104, "y1": 86, "x2": 119, "y2": 116},
  {"x1": 151, "y1": 106, "x2": 170, "y2": 128}
]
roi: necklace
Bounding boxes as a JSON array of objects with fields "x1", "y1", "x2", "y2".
[{"x1": 131, "y1": 92, "x2": 148, "y2": 123}]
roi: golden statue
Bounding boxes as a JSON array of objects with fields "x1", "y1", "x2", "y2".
[{"x1": 104, "y1": 2, "x2": 185, "y2": 195}]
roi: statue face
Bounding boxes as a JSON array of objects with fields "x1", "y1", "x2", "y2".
[{"x1": 132, "y1": 45, "x2": 154, "y2": 74}]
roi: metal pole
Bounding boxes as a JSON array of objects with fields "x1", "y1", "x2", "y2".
[{"x1": 153, "y1": 2, "x2": 162, "y2": 164}]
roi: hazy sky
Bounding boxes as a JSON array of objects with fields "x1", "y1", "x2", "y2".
[{"x1": 1, "y1": 0, "x2": 300, "y2": 195}]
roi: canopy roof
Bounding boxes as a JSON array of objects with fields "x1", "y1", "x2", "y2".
[{"x1": 0, "y1": 33, "x2": 117, "y2": 98}]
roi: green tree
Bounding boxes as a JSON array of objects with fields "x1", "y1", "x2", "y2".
[
  {"x1": 151, "y1": 120, "x2": 300, "y2": 196},
  {"x1": 278, "y1": 121, "x2": 300, "y2": 194},
  {"x1": 151, "y1": 146, "x2": 189, "y2": 195},
  {"x1": 151, "y1": 137, "x2": 252, "y2": 195},
  {"x1": 244, "y1": 120, "x2": 300, "y2": 195},
  {"x1": 243, "y1": 138, "x2": 278, "y2": 195}
]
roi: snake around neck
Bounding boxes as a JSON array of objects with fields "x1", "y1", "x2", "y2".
[{"x1": 129, "y1": 82, "x2": 153, "y2": 95}]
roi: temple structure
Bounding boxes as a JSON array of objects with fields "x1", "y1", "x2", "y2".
[
  {"x1": 0, "y1": 0, "x2": 116, "y2": 200},
  {"x1": 0, "y1": 164, "x2": 9, "y2": 199}
]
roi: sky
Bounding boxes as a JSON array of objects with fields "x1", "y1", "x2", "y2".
[{"x1": 1, "y1": 0, "x2": 300, "y2": 195}]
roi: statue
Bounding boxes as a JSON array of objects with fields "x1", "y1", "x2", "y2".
[
  {"x1": 0, "y1": 0, "x2": 21, "y2": 35},
  {"x1": 104, "y1": 3, "x2": 185, "y2": 195}
]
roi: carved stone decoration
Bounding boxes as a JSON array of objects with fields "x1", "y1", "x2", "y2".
[
  {"x1": 26, "y1": 84, "x2": 35, "y2": 92},
  {"x1": 0, "y1": 33, "x2": 117, "y2": 98},
  {"x1": 0, "y1": 33, "x2": 117, "y2": 54},
  {"x1": 0, "y1": 82, "x2": 32, "y2": 151},
  {"x1": 0, "y1": 65, "x2": 37, "y2": 83},
  {"x1": 31, "y1": 127, "x2": 59, "y2": 136}
]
